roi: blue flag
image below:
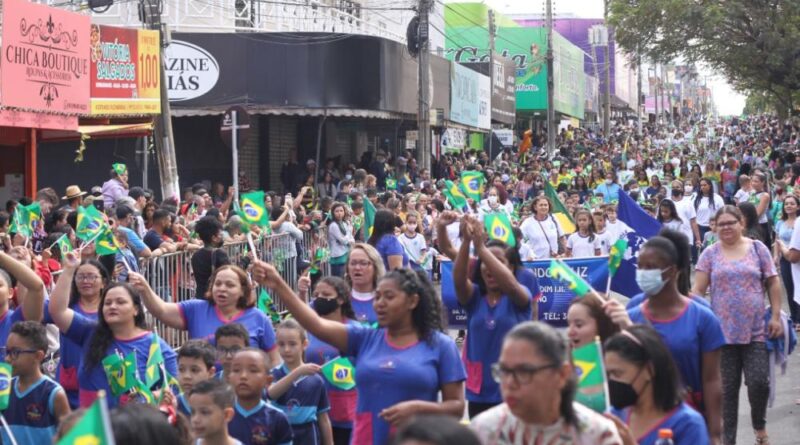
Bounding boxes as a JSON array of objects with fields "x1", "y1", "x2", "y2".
[{"x1": 612, "y1": 190, "x2": 662, "y2": 296}]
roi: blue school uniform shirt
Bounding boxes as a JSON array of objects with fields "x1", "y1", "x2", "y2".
[
  {"x1": 64, "y1": 313, "x2": 178, "y2": 408},
  {"x1": 461, "y1": 283, "x2": 532, "y2": 404},
  {"x1": 1, "y1": 376, "x2": 63, "y2": 445},
  {"x1": 0, "y1": 308, "x2": 25, "y2": 363},
  {"x1": 374, "y1": 234, "x2": 408, "y2": 270},
  {"x1": 628, "y1": 300, "x2": 725, "y2": 412},
  {"x1": 229, "y1": 399, "x2": 293, "y2": 445},
  {"x1": 43, "y1": 300, "x2": 99, "y2": 408},
  {"x1": 305, "y1": 321, "x2": 358, "y2": 430},
  {"x1": 346, "y1": 324, "x2": 466, "y2": 445},
  {"x1": 270, "y1": 364, "x2": 329, "y2": 445},
  {"x1": 611, "y1": 402, "x2": 709, "y2": 445},
  {"x1": 178, "y1": 300, "x2": 277, "y2": 351},
  {"x1": 626, "y1": 292, "x2": 711, "y2": 310},
  {"x1": 350, "y1": 292, "x2": 377, "y2": 325}
]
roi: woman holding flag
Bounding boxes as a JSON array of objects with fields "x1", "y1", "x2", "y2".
[
  {"x1": 453, "y1": 216, "x2": 533, "y2": 418},
  {"x1": 129, "y1": 264, "x2": 280, "y2": 366},
  {"x1": 48, "y1": 252, "x2": 177, "y2": 408}
]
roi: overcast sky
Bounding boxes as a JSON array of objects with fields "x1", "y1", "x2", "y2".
[{"x1": 479, "y1": 0, "x2": 745, "y2": 116}]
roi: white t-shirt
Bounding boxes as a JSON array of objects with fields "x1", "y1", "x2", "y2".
[
  {"x1": 668, "y1": 197, "x2": 697, "y2": 243},
  {"x1": 397, "y1": 232, "x2": 427, "y2": 265},
  {"x1": 595, "y1": 229, "x2": 615, "y2": 255},
  {"x1": 734, "y1": 188, "x2": 754, "y2": 204},
  {"x1": 695, "y1": 194, "x2": 725, "y2": 227},
  {"x1": 605, "y1": 219, "x2": 631, "y2": 243},
  {"x1": 520, "y1": 215, "x2": 563, "y2": 259},
  {"x1": 567, "y1": 232, "x2": 600, "y2": 258},
  {"x1": 446, "y1": 221, "x2": 462, "y2": 252},
  {"x1": 789, "y1": 223, "x2": 800, "y2": 306}
]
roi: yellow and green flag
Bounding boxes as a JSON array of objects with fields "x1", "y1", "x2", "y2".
[
  {"x1": 321, "y1": 357, "x2": 356, "y2": 390},
  {"x1": 484, "y1": 213, "x2": 516, "y2": 247},
  {"x1": 608, "y1": 238, "x2": 628, "y2": 277},
  {"x1": 257, "y1": 289, "x2": 281, "y2": 324},
  {"x1": 10, "y1": 202, "x2": 41, "y2": 238},
  {"x1": 459, "y1": 171, "x2": 485, "y2": 201},
  {"x1": 572, "y1": 339, "x2": 608, "y2": 413},
  {"x1": 549, "y1": 260, "x2": 591, "y2": 297},
  {"x1": 362, "y1": 198, "x2": 376, "y2": 239},
  {"x1": 96, "y1": 224, "x2": 122, "y2": 256},
  {"x1": 0, "y1": 363, "x2": 11, "y2": 410},
  {"x1": 76, "y1": 205, "x2": 106, "y2": 242},
  {"x1": 385, "y1": 178, "x2": 397, "y2": 190},
  {"x1": 543, "y1": 180, "x2": 576, "y2": 234},
  {"x1": 112, "y1": 163, "x2": 127, "y2": 176},
  {"x1": 145, "y1": 335, "x2": 165, "y2": 388},
  {"x1": 102, "y1": 352, "x2": 137, "y2": 396},
  {"x1": 443, "y1": 180, "x2": 467, "y2": 210},
  {"x1": 54, "y1": 233, "x2": 73, "y2": 255},
  {"x1": 56, "y1": 392, "x2": 115, "y2": 445},
  {"x1": 239, "y1": 190, "x2": 270, "y2": 228}
]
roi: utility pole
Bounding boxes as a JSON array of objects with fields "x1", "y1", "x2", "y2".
[
  {"x1": 603, "y1": 0, "x2": 611, "y2": 137},
  {"x1": 417, "y1": 0, "x2": 432, "y2": 172},
  {"x1": 545, "y1": 0, "x2": 556, "y2": 156},
  {"x1": 487, "y1": 8, "x2": 495, "y2": 158},
  {"x1": 636, "y1": 51, "x2": 642, "y2": 136},
  {"x1": 660, "y1": 63, "x2": 666, "y2": 127},
  {"x1": 589, "y1": 30, "x2": 601, "y2": 130},
  {"x1": 654, "y1": 63, "x2": 659, "y2": 124},
  {"x1": 141, "y1": 0, "x2": 179, "y2": 200}
]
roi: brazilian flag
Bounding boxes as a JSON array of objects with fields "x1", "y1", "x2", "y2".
[
  {"x1": 459, "y1": 171, "x2": 485, "y2": 202},
  {"x1": 443, "y1": 180, "x2": 467, "y2": 210},
  {"x1": 76, "y1": 205, "x2": 106, "y2": 242},
  {"x1": 96, "y1": 224, "x2": 122, "y2": 256},
  {"x1": 240, "y1": 190, "x2": 270, "y2": 228},
  {"x1": 101, "y1": 352, "x2": 137, "y2": 396},
  {"x1": 484, "y1": 213, "x2": 516, "y2": 247}
]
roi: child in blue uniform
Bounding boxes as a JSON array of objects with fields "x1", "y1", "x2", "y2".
[
  {"x1": 2, "y1": 321, "x2": 70, "y2": 444},
  {"x1": 188, "y1": 379, "x2": 243, "y2": 445},
  {"x1": 215, "y1": 323, "x2": 250, "y2": 382},
  {"x1": 268, "y1": 320, "x2": 332, "y2": 445},
  {"x1": 177, "y1": 339, "x2": 217, "y2": 417},
  {"x1": 229, "y1": 348, "x2": 293, "y2": 445}
]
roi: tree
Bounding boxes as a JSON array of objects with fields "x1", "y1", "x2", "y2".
[{"x1": 609, "y1": 0, "x2": 800, "y2": 114}]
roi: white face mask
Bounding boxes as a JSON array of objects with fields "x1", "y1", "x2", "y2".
[
  {"x1": 635, "y1": 268, "x2": 669, "y2": 295},
  {"x1": 605, "y1": 179, "x2": 613, "y2": 185},
  {"x1": 488, "y1": 195, "x2": 498, "y2": 205},
  {"x1": 407, "y1": 223, "x2": 417, "y2": 231}
]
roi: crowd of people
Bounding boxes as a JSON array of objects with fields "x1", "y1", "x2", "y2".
[{"x1": 0, "y1": 114, "x2": 798, "y2": 445}]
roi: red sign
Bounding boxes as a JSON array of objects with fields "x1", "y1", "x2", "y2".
[
  {"x1": 90, "y1": 25, "x2": 161, "y2": 115},
  {"x1": 1, "y1": 0, "x2": 91, "y2": 114},
  {"x1": 0, "y1": 109, "x2": 78, "y2": 130}
]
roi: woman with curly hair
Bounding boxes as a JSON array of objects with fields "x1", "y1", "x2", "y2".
[{"x1": 253, "y1": 260, "x2": 466, "y2": 445}]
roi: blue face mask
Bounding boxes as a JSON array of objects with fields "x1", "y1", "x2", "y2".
[{"x1": 635, "y1": 268, "x2": 669, "y2": 295}]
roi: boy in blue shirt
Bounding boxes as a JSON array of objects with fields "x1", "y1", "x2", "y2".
[
  {"x1": 177, "y1": 339, "x2": 217, "y2": 417},
  {"x1": 2, "y1": 321, "x2": 70, "y2": 444},
  {"x1": 215, "y1": 323, "x2": 250, "y2": 383},
  {"x1": 188, "y1": 379, "x2": 243, "y2": 445},
  {"x1": 228, "y1": 348, "x2": 292, "y2": 445}
]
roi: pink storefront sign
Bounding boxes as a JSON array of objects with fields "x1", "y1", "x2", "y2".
[
  {"x1": 0, "y1": 108, "x2": 78, "y2": 130},
  {"x1": 1, "y1": 0, "x2": 91, "y2": 114}
]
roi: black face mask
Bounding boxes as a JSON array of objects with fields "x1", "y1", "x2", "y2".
[
  {"x1": 312, "y1": 297, "x2": 339, "y2": 316},
  {"x1": 671, "y1": 188, "x2": 683, "y2": 197},
  {"x1": 608, "y1": 367, "x2": 647, "y2": 410}
]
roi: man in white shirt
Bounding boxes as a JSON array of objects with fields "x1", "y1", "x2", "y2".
[{"x1": 668, "y1": 180, "x2": 702, "y2": 250}]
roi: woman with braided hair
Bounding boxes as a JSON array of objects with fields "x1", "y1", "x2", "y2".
[{"x1": 253, "y1": 260, "x2": 466, "y2": 445}]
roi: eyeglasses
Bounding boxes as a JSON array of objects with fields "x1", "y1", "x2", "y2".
[
  {"x1": 75, "y1": 274, "x2": 101, "y2": 283},
  {"x1": 491, "y1": 362, "x2": 558, "y2": 385},
  {"x1": 716, "y1": 220, "x2": 739, "y2": 228},
  {"x1": 5, "y1": 348, "x2": 39, "y2": 360},
  {"x1": 216, "y1": 346, "x2": 243, "y2": 358},
  {"x1": 348, "y1": 260, "x2": 373, "y2": 269}
]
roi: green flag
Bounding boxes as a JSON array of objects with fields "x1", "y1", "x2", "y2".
[
  {"x1": 76, "y1": 205, "x2": 106, "y2": 242},
  {"x1": 102, "y1": 352, "x2": 137, "y2": 396},
  {"x1": 95, "y1": 224, "x2": 121, "y2": 256},
  {"x1": 443, "y1": 180, "x2": 467, "y2": 209},
  {"x1": 362, "y1": 198, "x2": 376, "y2": 240},
  {"x1": 608, "y1": 238, "x2": 628, "y2": 277},
  {"x1": 56, "y1": 393, "x2": 115, "y2": 445},
  {"x1": 112, "y1": 163, "x2": 127, "y2": 176},
  {"x1": 0, "y1": 363, "x2": 11, "y2": 410},
  {"x1": 572, "y1": 339, "x2": 608, "y2": 413},
  {"x1": 320, "y1": 357, "x2": 356, "y2": 390},
  {"x1": 543, "y1": 180, "x2": 576, "y2": 234},
  {"x1": 257, "y1": 288, "x2": 281, "y2": 324},
  {"x1": 145, "y1": 335, "x2": 165, "y2": 388},
  {"x1": 459, "y1": 171, "x2": 485, "y2": 202},
  {"x1": 549, "y1": 260, "x2": 592, "y2": 297},
  {"x1": 10, "y1": 202, "x2": 40, "y2": 238},
  {"x1": 54, "y1": 233, "x2": 73, "y2": 255},
  {"x1": 484, "y1": 212, "x2": 516, "y2": 247},
  {"x1": 239, "y1": 190, "x2": 270, "y2": 228},
  {"x1": 385, "y1": 178, "x2": 397, "y2": 190}
]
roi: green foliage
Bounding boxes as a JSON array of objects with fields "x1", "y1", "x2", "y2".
[{"x1": 609, "y1": 0, "x2": 800, "y2": 111}]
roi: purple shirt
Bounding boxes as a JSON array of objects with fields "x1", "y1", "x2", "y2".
[
  {"x1": 374, "y1": 235, "x2": 408, "y2": 270},
  {"x1": 345, "y1": 324, "x2": 466, "y2": 445},
  {"x1": 101, "y1": 178, "x2": 128, "y2": 208}
]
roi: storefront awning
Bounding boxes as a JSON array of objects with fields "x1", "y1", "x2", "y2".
[
  {"x1": 171, "y1": 106, "x2": 412, "y2": 120},
  {"x1": 40, "y1": 122, "x2": 154, "y2": 142}
]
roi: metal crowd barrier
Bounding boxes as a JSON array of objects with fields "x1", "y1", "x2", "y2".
[{"x1": 139, "y1": 229, "x2": 330, "y2": 348}]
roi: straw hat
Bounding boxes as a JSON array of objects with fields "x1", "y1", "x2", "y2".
[{"x1": 62, "y1": 185, "x2": 87, "y2": 200}]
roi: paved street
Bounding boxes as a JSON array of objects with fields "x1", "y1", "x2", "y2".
[{"x1": 736, "y1": 352, "x2": 799, "y2": 445}]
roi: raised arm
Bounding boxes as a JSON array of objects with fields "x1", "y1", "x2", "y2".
[
  {"x1": 434, "y1": 211, "x2": 459, "y2": 261},
  {"x1": 452, "y1": 221, "x2": 474, "y2": 305},
  {"x1": 470, "y1": 219, "x2": 530, "y2": 308},
  {"x1": 128, "y1": 272, "x2": 186, "y2": 330},
  {"x1": 0, "y1": 249, "x2": 44, "y2": 322},
  {"x1": 48, "y1": 252, "x2": 79, "y2": 332},
  {"x1": 253, "y1": 261, "x2": 348, "y2": 352}
]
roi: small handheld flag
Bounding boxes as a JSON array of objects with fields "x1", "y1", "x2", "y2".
[
  {"x1": 0, "y1": 363, "x2": 11, "y2": 410},
  {"x1": 572, "y1": 338, "x2": 609, "y2": 413},
  {"x1": 608, "y1": 239, "x2": 628, "y2": 277},
  {"x1": 95, "y1": 224, "x2": 122, "y2": 256},
  {"x1": 54, "y1": 233, "x2": 73, "y2": 255},
  {"x1": 385, "y1": 178, "x2": 397, "y2": 190},
  {"x1": 549, "y1": 260, "x2": 599, "y2": 299},
  {"x1": 459, "y1": 171, "x2": 485, "y2": 202},
  {"x1": 443, "y1": 180, "x2": 467, "y2": 209},
  {"x1": 257, "y1": 289, "x2": 281, "y2": 324},
  {"x1": 56, "y1": 391, "x2": 116, "y2": 445},
  {"x1": 321, "y1": 357, "x2": 356, "y2": 390},
  {"x1": 102, "y1": 352, "x2": 137, "y2": 396},
  {"x1": 239, "y1": 190, "x2": 270, "y2": 228},
  {"x1": 543, "y1": 180, "x2": 576, "y2": 234},
  {"x1": 76, "y1": 205, "x2": 106, "y2": 243},
  {"x1": 484, "y1": 213, "x2": 516, "y2": 247},
  {"x1": 145, "y1": 335, "x2": 165, "y2": 388},
  {"x1": 112, "y1": 163, "x2": 127, "y2": 176}
]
